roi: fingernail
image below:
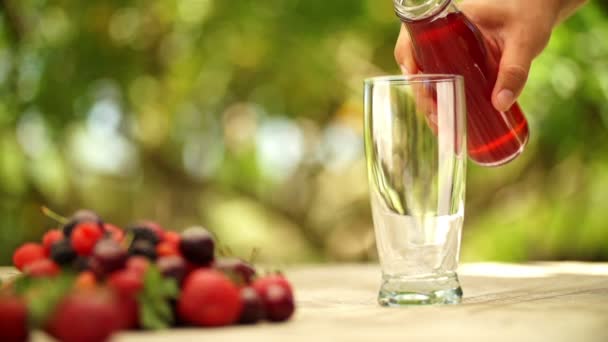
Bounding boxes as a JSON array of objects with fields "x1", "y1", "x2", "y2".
[
  {"x1": 496, "y1": 89, "x2": 514, "y2": 111},
  {"x1": 399, "y1": 65, "x2": 409, "y2": 75}
]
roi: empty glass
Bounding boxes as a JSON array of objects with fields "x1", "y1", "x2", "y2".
[{"x1": 364, "y1": 75, "x2": 467, "y2": 306}]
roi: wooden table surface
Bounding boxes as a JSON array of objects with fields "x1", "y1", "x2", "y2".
[{"x1": 3, "y1": 263, "x2": 608, "y2": 342}]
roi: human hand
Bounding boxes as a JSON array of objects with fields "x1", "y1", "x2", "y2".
[{"x1": 394, "y1": 0, "x2": 583, "y2": 112}]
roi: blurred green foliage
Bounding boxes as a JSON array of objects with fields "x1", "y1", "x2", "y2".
[{"x1": 0, "y1": 0, "x2": 607, "y2": 265}]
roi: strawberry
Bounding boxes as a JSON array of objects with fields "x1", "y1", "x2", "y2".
[
  {"x1": 0, "y1": 295, "x2": 28, "y2": 342},
  {"x1": 46, "y1": 290, "x2": 121, "y2": 342},
  {"x1": 178, "y1": 269, "x2": 242, "y2": 327},
  {"x1": 126, "y1": 256, "x2": 150, "y2": 277},
  {"x1": 156, "y1": 241, "x2": 179, "y2": 257},
  {"x1": 108, "y1": 269, "x2": 144, "y2": 299},
  {"x1": 107, "y1": 269, "x2": 143, "y2": 330}
]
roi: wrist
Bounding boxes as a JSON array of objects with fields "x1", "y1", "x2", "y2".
[{"x1": 554, "y1": 0, "x2": 588, "y2": 25}]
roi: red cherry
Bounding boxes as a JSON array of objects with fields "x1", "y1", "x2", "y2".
[
  {"x1": 157, "y1": 255, "x2": 187, "y2": 284},
  {"x1": 104, "y1": 224, "x2": 124, "y2": 243},
  {"x1": 42, "y1": 229, "x2": 63, "y2": 255},
  {"x1": 252, "y1": 275, "x2": 295, "y2": 322},
  {"x1": 0, "y1": 295, "x2": 28, "y2": 342},
  {"x1": 12, "y1": 243, "x2": 46, "y2": 271},
  {"x1": 261, "y1": 284, "x2": 295, "y2": 322},
  {"x1": 252, "y1": 274, "x2": 293, "y2": 297},
  {"x1": 71, "y1": 222, "x2": 104, "y2": 256},
  {"x1": 23, "y1": 259, "x2": 60, "y2": 278},
  {"x1": 178, "y1": 269, "x2": 242, "y2": 327},
  {"x1": 214, "y1": 258, "x2": 256, "y2": 285},
  {"x1": 108, "y1": 269, "x2": 144, "y2": 299},
  {"x1": 238, "y1": 287, "x2": 265, "y2": 324},
  {"x1": 156, "y1": 241, "x2": 179, "y2": 257},
  {"x1": 137, "y1": 221, "x2": 165, "y2": 241}
]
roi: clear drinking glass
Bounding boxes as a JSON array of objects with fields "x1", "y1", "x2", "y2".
[{"x1": 364, "y1": 75, "x2": 467, "y2": 306}]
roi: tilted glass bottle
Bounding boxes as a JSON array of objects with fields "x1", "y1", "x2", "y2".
[{"x1": 394, "y1": 0, "x2": 529, "y2": 166}]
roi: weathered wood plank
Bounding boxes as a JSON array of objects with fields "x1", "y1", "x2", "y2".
[{"x1": 2, "y1": 263, "x2": 607, "y2": 342}]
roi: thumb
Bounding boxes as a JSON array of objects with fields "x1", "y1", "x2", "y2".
[
  {"x1": 492, "y1": 39, "x2": 534, "y2": 112},
  {"x1": 394, "y1": 25, "x2": 418, "y2": 75}
]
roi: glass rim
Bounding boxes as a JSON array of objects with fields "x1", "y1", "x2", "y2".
[{"x1": 364, "y1": 74, "x2": 464, "y2": 85}]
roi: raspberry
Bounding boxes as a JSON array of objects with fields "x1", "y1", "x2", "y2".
[
  {"x1": 42, "y1": 229, "x2": 63, "y2": 255},
  {"x1": 71, "y1": 222, "x2": 105, "y2": 256},
  {"x1": 156, "y1": 241, "x2": 179, "y2": 257},
  {"x1": 75, "y1": 271, "x2": 97, "y2": 290},
  {"x1": 23, "y1": 259, "x2": 60, "y2": 278},
  {"x1": 178, "y1": 269, "x2": 242, "y2": 327},
  {"x1": 163, "y1": 231, "x2": 180, "y2": 247},
  {"x1": 13, "y1": 243, "x2": 46, "y2": 271}
]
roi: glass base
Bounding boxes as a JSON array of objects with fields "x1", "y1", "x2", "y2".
[{"x1": 378, "y1": 273, "x2": 463, "y2": 306}]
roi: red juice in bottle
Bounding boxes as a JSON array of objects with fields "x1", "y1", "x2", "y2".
[{"x1": 394, "y1": 0, "x2": 529, "y2": 166}]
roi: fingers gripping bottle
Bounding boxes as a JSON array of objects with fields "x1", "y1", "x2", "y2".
[{"x1": 394, "y1": 0, "x2": 529, "y2": 166}]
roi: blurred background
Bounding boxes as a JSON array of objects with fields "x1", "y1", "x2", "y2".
[{"x1": 0, "y1": 0, "x2": 607, "y2": 265}]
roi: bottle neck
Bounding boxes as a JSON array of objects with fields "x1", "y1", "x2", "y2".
[{"x1": 393, "y1": 0, "x2": 454, "y2": 22}]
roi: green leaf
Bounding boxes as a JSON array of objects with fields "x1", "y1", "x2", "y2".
[
  {"x1": 12, "y1": 276, "x2": 33, "y2": 295},
  {"x1": 21, "y1": 274, "x2": 75, "y2": 329},
  {"x1": 137, "y1": 266, "x2": 180, "y2": 330},
  {"x1": 140, "y1": 301, "x2": 167, "y2": 330},
  {"x1": 163, "y1": 279, "x2": 179, "y2": 298}
]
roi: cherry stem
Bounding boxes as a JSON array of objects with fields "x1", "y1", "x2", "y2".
[
  {"x1": 249, "y1": 248, "x2": 260, "y2": 264},
  {"x1": 41, "y1": 206, "x2": 68, "y2": 225},
  {"x1": 122, "y1": 232, "x2": 134, "y2": 250}
]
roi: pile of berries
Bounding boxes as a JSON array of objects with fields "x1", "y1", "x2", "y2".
[{"x1": 0, "y1": 209, "x2": 295, "y2": 342}]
